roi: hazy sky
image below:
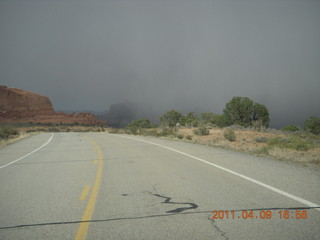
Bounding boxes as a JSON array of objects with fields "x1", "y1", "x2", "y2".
[{"x1": 1, "y1": 0, "x2": 319, "y2": 127}]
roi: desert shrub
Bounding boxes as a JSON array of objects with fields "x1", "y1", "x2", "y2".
[
  {"x1": 281, "y1": 125, "x2": 300, "y2": 132},
  {"x1": 268, "y1": 137, "x2": 314, "y2": 151},
  {"x1": 255, "y1": 146, "x2": 272, "y2": 155},
  {"x1": 127, "y1": 119, "x2": 153, "y2": 129},
  {"x1": 254, "y1": 137, "x2": 269, "y2": 143},
  {"x1": 47, "y1": 127, "x2": 60, "y2": 132},
  {"x1": 304, "y1": 116, "x2": 320, "y2": 135},
  {"x1": 223, "y1": 129, "x2": 236, "y2": 142},
  {"x1": 160, "y1": 110, "x2": 184, "y2": 127},
  {"x1": 157, "y1": 127, "x2": 176, "y2": 137},
  {"x1": 140, "y1": 129, "x2": 158, "y2": 136},
  {"x1": 0, "y1": 127, "x2": 19, "y2": 139},
  {"x1": 185, "y1": 135, "x2": 192, "y2": 140},
  {"x1": 182, "y1": 112, "x2": 199, "y2": 127},
  {"x1": 126, "y1": 119, "x2": 156, "y2": 135},
  {"x1": 193, "y1": 126, "x2": 210, "y2": 136},
  {"x1": 108, "y1": 128, "x2": 120, "y2": 134},
  {"x1": 176, "y1": 134, "x2": 184, "y2": 139},
  {"x1": 26, "y1": 129, "x2": 36, "y2": 133},
  {"x1": 128, "y1": 126, "x2": 139, "y2": 135}
]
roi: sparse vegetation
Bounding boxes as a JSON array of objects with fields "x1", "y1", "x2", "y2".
[
  {"x1": 223, "y1": 129, "x2": 236, "y2": 142},
  {"x1": 267, "y1": 137, "x2": 315, "y2": 151},
  {"x1": 254, "y1": 137, "x2": 268, "y2": 143},
  {"x1": 255, "y1": 146, "x2": 272, "y2": 155}
]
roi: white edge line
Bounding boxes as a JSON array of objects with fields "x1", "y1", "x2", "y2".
[
  {"x1": 0, "y1": 133, "x2": 54, "y2": 169},
  {"x1": 114, "y1": 134, "x2": 320, "y2": 211}
]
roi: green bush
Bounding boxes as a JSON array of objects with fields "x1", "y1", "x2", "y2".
[
  {"x1": 182, "y1": 112, "x2": 199, "y2": 127},
  {"x1": 200, "y1": 112, "x2": 216, "y2": 124},
  {"x1": 160, "y1": 110, "x2": 184, "y2": 127},
  {"x1": 0, "y1": 127, "x2": 19, "y2": 139},
  {"x1": 223, "y1": 129, "x2": 236, "y2": 142},
  {"x1": 223, "y1": 97, "x2": 270, "y2": 128},
  {"x1": 126, "y1": 119, "x2": 156, "y2": 135},
  {"x1": 304, "y1": 116, "x2": 320, "y2": 135},
  {"x1": 281, "y1": 125, "x2": 300, "y2": 132},
  {"x1": 193, "y1": 126, "x2": 210, "y2": 136},
  {"x1": 127, "y1": 119, "x2": 153, "y2": 129},
  {"x1": 214, "y1": 114, "x2": 229, "y2": 128}
]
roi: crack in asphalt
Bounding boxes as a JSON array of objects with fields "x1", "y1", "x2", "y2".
[
  {"x1": 1, "y1": 206, "x2": 318, "y2": 231},
  {"x1": 208, "y1": 217, "x2": 229, "y2": 240},
  {"x1": 150, "y1": 193, "x2": 198, "y2": 213},
  {"x1": 0, "y1": 210, "x2": 212, "y2": 230}
]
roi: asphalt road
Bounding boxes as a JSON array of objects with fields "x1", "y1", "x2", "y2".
[{"x1": 0, "y1": 132, "x2": 319, "y2": 240}]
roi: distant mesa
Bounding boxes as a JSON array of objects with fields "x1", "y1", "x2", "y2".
[{"x1": 0, "y1": 85, "x2": 107, "y2": 126}]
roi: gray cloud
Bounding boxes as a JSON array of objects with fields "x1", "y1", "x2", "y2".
[{"x1": 1, "y1": 0, "x2": 319, "y2": 127}]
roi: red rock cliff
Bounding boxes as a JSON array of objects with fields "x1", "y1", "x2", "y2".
[
  {"x1": 0, "y1": 86, "x2": 107, "y2": 126},
  {"x1": 0, "y1": 86, "x2": 54, "y2": 115}
]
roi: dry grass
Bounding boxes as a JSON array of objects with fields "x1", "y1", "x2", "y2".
[{"x1": 164, "y1": 127, "x2": 320, "y2": 168}]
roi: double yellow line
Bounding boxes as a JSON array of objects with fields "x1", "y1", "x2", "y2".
[{"x1": 75, "y1": 137, "x2": 103, "y2": 240}]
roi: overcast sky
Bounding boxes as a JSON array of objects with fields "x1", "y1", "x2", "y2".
[{"x1": 1, "y1": 0, "x2": 319, "y2": 127}]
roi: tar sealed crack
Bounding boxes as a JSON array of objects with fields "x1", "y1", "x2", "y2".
[
  {"x1": 151, "y1": 193, "x2": 198, "y2": 213},
  {"x1": 208, "y1": 217, "x2": 228, "y2": 240}
]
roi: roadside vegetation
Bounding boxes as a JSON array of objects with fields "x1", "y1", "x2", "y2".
[
  {"x1": 0, "y1": 126, "x2": 19, "y2": 139},
  {"x1": 2, "y1": 96, "x2": 319, "y2": 168},
  {"x1": 0, "y1": 123, "x2": 108, "y2": 147},
  {"x1": 108, "y1": 96, "x2": 320, "y2": 168}
]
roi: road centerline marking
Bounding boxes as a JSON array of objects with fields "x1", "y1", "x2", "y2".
[
  {"x1": 74, "y1": 137, "x2": 103, "y2": 240},
  {"x1": 0, "y1": 133, "x2": 54, "y2": 169},
  {"x1": 114, "y1": 134, "x2": 320, "y2": 211},
  {"x1": 80, "y1": 185, "x2": 91, "y2": 201}
]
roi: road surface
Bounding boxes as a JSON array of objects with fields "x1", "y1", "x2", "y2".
[{"x1": 0, "y1": 132, "x2": 319, "y2": 239}]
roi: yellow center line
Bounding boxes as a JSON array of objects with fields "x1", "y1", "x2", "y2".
[
  {"x1": 75, "y1": 137, "x2": 103, "y2": 240},
  {"x1": 79, "y1": 185, "x2": 91, "y2": 201}
]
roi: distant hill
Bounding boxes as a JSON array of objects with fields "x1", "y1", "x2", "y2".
[{"x1": 97, "y1": 101, "x2": 158, "y2": 128}]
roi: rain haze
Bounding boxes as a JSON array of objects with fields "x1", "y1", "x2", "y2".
[{"x1": 1, "y1": 0, "x2": 319, "y2": 128}]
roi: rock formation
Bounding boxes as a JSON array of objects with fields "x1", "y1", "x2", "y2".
[{"x1": 0, "y1": 85, "x2": 107, "y2": 126}]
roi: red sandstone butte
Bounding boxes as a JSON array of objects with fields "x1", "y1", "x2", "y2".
[{"x1": 0, "y1": 85, "x2": 107, "y2": 126}]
